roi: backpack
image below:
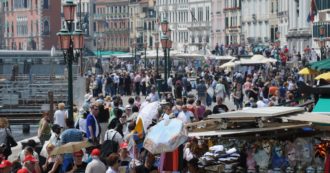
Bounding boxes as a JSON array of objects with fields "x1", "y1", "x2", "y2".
[{"x1": 101, "y1": 130, "x2": 119, "y2": 157}]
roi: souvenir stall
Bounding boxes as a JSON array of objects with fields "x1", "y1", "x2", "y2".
[{"x1": 185, "y1": 107, "x2": 330, "y2": 173}]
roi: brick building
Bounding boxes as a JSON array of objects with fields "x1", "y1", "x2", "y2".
[
  {"x1": 94, "y1": 0, "x2": 130, "y2": 52},
  {"x1": 3, "y1": 0, "x2": 61, "y2": 50}
]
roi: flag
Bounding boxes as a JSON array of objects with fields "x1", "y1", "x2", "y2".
[{"x1": 307, "y1": 0, "x2": 318, "y2": 23}]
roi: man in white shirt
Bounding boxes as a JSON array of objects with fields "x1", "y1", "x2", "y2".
[
  {"x1": 148, "y1": 86, "x2": 159, "y2": 102},
  {"x1": 177, "y1": 105, "x2": 193, "y2": 124},
  {"x1": 86, "y1": 149, "x2": 107, "y2": 173},
  {"x1": 54, "y1": 103, "x2": 67, "y2": 128}
]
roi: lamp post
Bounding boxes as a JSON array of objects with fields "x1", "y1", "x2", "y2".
[
  {"x1": 155, "y1": 41, "x2": 159, "y2": 75},
  {"x1": 161, "y1": 18, "x2": 169, "y2": 89},
  {"x1": 161, "y1": 35, "x2": 169, "y2": 89},
  {"x1": 144, "y1": 35, "x2": 147, "y2": 69},
  {"x1": 57, "y1": 0, "x2": 84, "y2": 121},
  {"x1": 319, "y1": 25, "x2": 326, "y2": 60}
]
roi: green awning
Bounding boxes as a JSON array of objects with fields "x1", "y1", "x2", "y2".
[
  {"x1": 312, "y1": 98, "x2": 330, "y2": 126},
  {"x1": 309, "y1": 58, "x2": 330, "y2": 71},
  {"x1": 313, "y1": 98, "x2": 330, "y2": 113},
  {"x1": 93, "y1": 51, "x2": 128, "y2": 57}
]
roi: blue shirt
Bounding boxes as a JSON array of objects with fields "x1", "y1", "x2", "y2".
[{"x1": 86, "y1": 114, "x2": 97, "y2": 139}]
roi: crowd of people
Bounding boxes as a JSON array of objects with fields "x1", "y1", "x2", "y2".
[{"x1": 0, "y1": 42, "x2": 320, "y2": 173}]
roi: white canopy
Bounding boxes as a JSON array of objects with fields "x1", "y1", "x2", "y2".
[{"x1": 209, "y1": 55, "x2": 235, "y2": 61}]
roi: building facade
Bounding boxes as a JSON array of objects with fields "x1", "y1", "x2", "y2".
[
  {"x1": 223, "y1": 0, "x2": 241, "y2": 46},
  {"x1": 241, "y1": 0, "x2": 270, "y2": 45},
  {"x1": 4, "y1": 0, "x2": 61, "y2": 50},
  {"x1": 129, "y1": 0, "x2": 157, "y2": 52},
  {"x1": 156, "y1": 0, "x2": 211, "y2": 53},
  {"x1": 211, "y1": 0, "x2": 225, "y2": 48},
  {"x1": 94, "y1": 0, "x2": 130, "y2": 52},
  {"x1": 187, "y1": 0, "x2": 211, "y2": 53},
  {"x1": 156, "y1": 0, "x2": 190, "y2": 52},
  {"x1": 0, "y1": 1, "x2": 5, "y2": 49},
  {"x1": 312, "y1": 0, "x2": 330, "y2": 51},
  {"x1": 277, "y1": 0, "x2": 288, "y2": 46},
  {"x1": 287, "y1": 0, "x2": 312, "y2": 54}
]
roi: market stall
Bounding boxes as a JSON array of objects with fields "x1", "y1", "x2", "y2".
[{"x1": 185, "y1": 107, "x2": 330, "y2": 173}]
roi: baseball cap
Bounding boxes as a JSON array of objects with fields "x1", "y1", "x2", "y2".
[
  {"x1": 91, "y1": 149, "x2": 101, "y2": 156},
  {"x1": 0, "y1": 160, "x2": 12, "y2": 168},
  {"x1": 120, "y1": 142, "x2": 128, "y2": 149},
  {"x1": 17, "y1": 168, "x2": 29, "y2": 173},
  {"x1": 23, "y1": 155, "x2": 38, "y2": 163}
]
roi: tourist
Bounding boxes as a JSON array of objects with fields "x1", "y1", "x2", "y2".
[
  {"x1": 0, "y1": 160, "x2": 12, "y2": 173},
  {"x1": 49, "y1": 124, "x2": 62, "y2": 147},
  {"x1": 65, "y1": 150, "x2": 87, "y2": 173},
  {"x1": 85, "y1": 149, "x2": 107, "y2": 173},
  {"x1": 60, "y1": 119, "x2": 83, "y2": 172},
  {"x1": 196, "y1": 79, "x2": 207, "y2": 106},
  {"x1": 22, "y1": 155, "x2": 41, "y2": 173},
  {"x1": 0, "y1": 118, "x2": 17, "y2": 159},
  {"x1": 212, "y1": 96, "x2": 229, "y2": 114},
  {"x1": 86, "y1": 102, "x2": 101, "y2": 144},
  {"x1": 38, "y1": 111, "x2": 52, "y2": 146},
  {"x1": 105, "y1": 121, "x2": 123, "y2": 144},
  {"x1": 106, "y1": 153, "x2": 120, "y2": 173},
  {"x1": 148, "y1": 86, "x2": 160, "y2": 102},
  {"x1": 134, "y1": 152, "x2": 158, "y2": 173},
  {"x1": 17, "y1": 141, "x2": 39, "y2": 165},
  {"x1": 41, "y1": 143, "x2": 62, "y2": 173},
  {"x1": 118, "y1": 142, "x2": 131, "y2": 167},
  {"x1": 54, "y1": 103, "x2": 67, "y2": 129},
  {"x1": 195, "y1": 100, "x2": 206, "y2": 121},
  {"x1": 177, "y1": 105, "x2": 193, "y2": 124}
]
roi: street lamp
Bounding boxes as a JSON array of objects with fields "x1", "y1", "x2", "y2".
[
  {"x1": 144, "y1": 35, "x2": 147, "y2": 69},
  {"x1": 319, "y1": 25, "x2": 326, "y2": 60},
  {"x1": 57, "y1": 0, "x2": 84, "y2": 121},
  {"x1": 155, "y1": 33, "x2": 160, "y2": 75},
  {"x1": 161, "y1": 34, "x2": 169, "y2": 89}
]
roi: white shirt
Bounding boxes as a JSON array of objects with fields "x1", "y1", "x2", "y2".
[
  {"x1": 256, "y1": 100, "x2": 267, "y2": 108},
  {"x1": 86, "y1": 157, "x2": 107, "y2": 173},
  {"x1": 104, "y1": 129, "x2": 123, "y2": 144},
  {"x1": 177, "y1": 111, "x2": 192, "y2": 124},
  {"x1": 106, "y1": 167, "x2": 118, "y2": 173},
  {"x1": 148, "y1": 92, "x2": 160, "y2": 102},
  {"x1": 54, "y1": 110, "x2": 67, "y2": 128}
]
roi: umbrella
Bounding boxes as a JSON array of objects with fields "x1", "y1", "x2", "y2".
[
  {"x1": 144, "y1": 119, "x2": 188, "y2": 154},
  {"x1": 50, "y1": 141, "x2": 93, "y2": 156},
  {"x1": 136, "y1": 102, "x2": 160, "y2": 132},
  {"x1": 315, "y1": 72, "x2": 330, "y2": 81},
  {"x1": 298, "y1": 67, "x2": 319, "y2": 75}
]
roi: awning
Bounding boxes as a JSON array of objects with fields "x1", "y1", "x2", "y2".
[
  {"x1": 313, "y1": 98, "x2": 330, "y2": 114},
  {"x1": 309, "y1": 58, "x2": 330, "y2": 71},
  {"x1": 93, "y1": 51, "x2": 128, "y2": 57},
  {"x1": 312, "y1": 98, "x2": 330, "y2": 126}
]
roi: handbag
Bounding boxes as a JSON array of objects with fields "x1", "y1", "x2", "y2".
[{"x1": 4, "y1": 129, "x2": 17, "y2": 157}]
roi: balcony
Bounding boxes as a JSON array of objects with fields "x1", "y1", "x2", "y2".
[{"x1": 136, "y1": 27, "x2": 143, "y2": 31}]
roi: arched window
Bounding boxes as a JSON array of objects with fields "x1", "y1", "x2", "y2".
[{"x1": 43, "y1": 20, "x2": 49, "y2": 35}]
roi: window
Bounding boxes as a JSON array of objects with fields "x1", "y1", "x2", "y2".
[
  {"x1": 43, "y1": 20, "x2": 49, "y2": 35},
  {"x1": 43, "y1": 0, "x2": 48, "y2": 9},
  {"x1": 198, "y1": 7, "x2": 203, "y2": 21},
  {"x1": 14, "y1": 0, "x2": 29, "y2": 9},
  {"x1": 206, "y1": 7, "x2": 209, "y2": 21}
]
